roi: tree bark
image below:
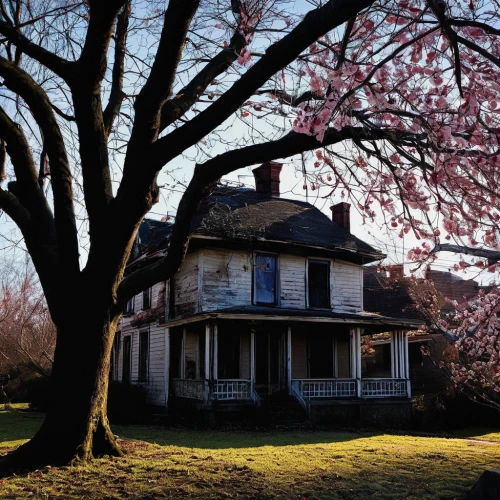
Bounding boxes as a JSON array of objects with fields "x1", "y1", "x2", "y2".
[{"x1": 0, "y1": 299, "x2": 123, "y2": 469}]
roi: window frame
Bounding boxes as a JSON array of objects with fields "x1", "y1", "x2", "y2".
[
  {"x1": 142, "y1": 287, "x2": 152, "y2": 310},
  {"x1": 110, "y1": 331, "x2": 121, "y2": 381},
  {"x1": 124, "y1": 296, "x2": 135, "y2": 316},
  {"x1": 138, "y1": 329, "x2": 150, "y2": 382},
  {"x1": 122, "y1": 335, "x2": 132, "y2": 384},
  {"x1": 253, "y1": 252, "x2": 279, "y2": 306},
  {"x1": 306, "y1": 258, "x2": 332, "y2": 310}
]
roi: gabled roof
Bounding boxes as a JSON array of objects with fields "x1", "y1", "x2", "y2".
[{"x1": 129, "y1": 185, "x2": 385, "y2": 267}]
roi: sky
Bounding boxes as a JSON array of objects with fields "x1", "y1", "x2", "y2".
[{"x1": 0, "y1": 0, "x2": 495, "y2": 287}]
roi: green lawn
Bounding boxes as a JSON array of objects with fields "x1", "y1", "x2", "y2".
[{"x1": 1, "y1": 406, "x2": 500, "y2": 499}]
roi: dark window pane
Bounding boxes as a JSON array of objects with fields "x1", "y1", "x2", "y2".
[
  {"x1": 308, "y1": 333, "x2": 334, "y2": 378},
  {"x1": 308, "y1": 261, "x2": 330, "y2": 309},
  {"x1": 142, "y1": 288, "x2": 151, "y2": 310},
  {"x1": 218, "y1": 330, "x2": 240, "y2": 379},
  {"x1": 254, "y1": 254, "x2": 277, "y2": 304},
  {"x1": 124, "y1": 297, "x2": 134, "y2": 314},
  {"x1": 122, "y1": 336, "x2": 131, "y2": 384},
  {"x1": 138, "y1": 331, "x2": 149, "y2": 382}
]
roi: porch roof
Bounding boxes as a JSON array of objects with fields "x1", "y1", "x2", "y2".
[{"x1": 164, "y1": 306, "x2": 424, "y2": 330}]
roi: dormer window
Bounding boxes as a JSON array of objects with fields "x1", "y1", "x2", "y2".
[
  {"x1": 142, "y1": 287, "x2": 152, "y2": 310},
  {"x1": 308, "y1": 259, "x2": 331, "y2": 309},
  {"x1": 254, "y1": 253, "x2": 278, "y2": 305}
]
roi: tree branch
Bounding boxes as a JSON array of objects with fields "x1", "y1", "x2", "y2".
[
  {"x1": 158, "y1": 28, "x2": 247, "y2": 132},
  {"x1": 118, "y1": 125, "x2": 424, "y2": 300},
  {"x1": 146, "y1": 0, "x2": 377, "y2": 174},
  {"x1": 76, "y1": 0, "x2": 128, "y2": 91},
  {"x1": 430, "y1": 243, "x2": 500, "y2": 262},
  {"x1": 103, "y1": 0, "x2": 131, "y2": 136},
  {"x1": 128, "y1": 0, "x2": 200, "y2": 149},
  {"x1": 0, "y1": 18, "x2": 72, "y2": 81}
]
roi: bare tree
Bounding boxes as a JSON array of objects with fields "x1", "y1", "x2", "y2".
[
  {"x1": 0, "y1": 258, "x2": 55, "y2": 380},
  {"x1": 0, "y1": 0, "x2": 499, "y2": 468}
]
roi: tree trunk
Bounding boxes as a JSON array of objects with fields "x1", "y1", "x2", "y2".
[{"x1": 0, "y1": 305, "x2": 123, "y2": 469}]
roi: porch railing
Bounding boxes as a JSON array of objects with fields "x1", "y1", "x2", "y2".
[
  {"x1": 292, "y1": 378, "x2": 357, "y2": 399},
  {"x1": 212, "y1": 379, "x2": 253, "y2": 401},
  {"x1": 361, "y1": 378, "x2": 408, "y2": 397},
  {"x1": 172, "y1": 379, "x2": 207, "y2": 400}
]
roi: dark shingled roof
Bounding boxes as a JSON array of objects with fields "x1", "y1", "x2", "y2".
[
  {"x1": 363, "y1": 267, "x2": 425, "y2": 322},
  {"x1": 190, "y1": 186, "x2": 383, "y2": 260},
  {"x1": 131, "y1": 185, "x2": 384, "y2": 266}
]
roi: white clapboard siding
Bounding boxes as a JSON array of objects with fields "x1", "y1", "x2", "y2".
[
  {"x1": 280, "y1": 254, "x2": 306, "y2": 309},
  {"x1": 332, "y1": 259, "x2": 363, "y2": 312},
  {"x1": 199, "y1": 248, "x2": 252, "y2": 311},
  {"x1": 174, "y1": 251, "x2": 200, "y2": 317},
  {"x1": 115, "y1": 326, "x2": 166, "y2": 406}
]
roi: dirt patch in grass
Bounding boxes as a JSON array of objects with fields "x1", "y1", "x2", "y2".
[{"x1": 1, "y1": 408, "x2": 499, "y2": 499}]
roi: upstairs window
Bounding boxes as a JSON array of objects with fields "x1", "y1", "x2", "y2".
[
  {"x1": 124, "y1": 296, "x2": 135, "y2": 315},
  {"x1": 254, "y1": 253, "x2": 278, "y2": 305},
  {"x1": 138, "y1": 330, "x2": 149, "y2": 382},
  {"x1": 308, "y1": 259, "x2": 330, "y2": 309},
  {"x1": 142, "y1": 287, "x2": 152, "y2": 310}
]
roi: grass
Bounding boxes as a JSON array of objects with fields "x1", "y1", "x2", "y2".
[{"x1": 1, "y1": 406, "x2": 500, "y2": 499}]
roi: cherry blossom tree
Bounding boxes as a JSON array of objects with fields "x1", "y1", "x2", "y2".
[{"x1": 1, "y1": 0, "x2": 500, "y2": 468}]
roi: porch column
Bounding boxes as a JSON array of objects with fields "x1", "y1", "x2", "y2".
[
  {"x1": 250, "y1": 328, "x2": 255, "y2": 391},
  {"x1": 350, "y1": 327, "x2": 362, "y2": 397},
  {"x1": 356, "y1": 328, "x2": 362, "y2": 380},
  {"x1": 164, "y1": 328, "x2": 170, "y2": 408},
  {"x1": 287, "y1": 326, "x2": 292, "y2": 394},
  {"x1": 403, "y1": 330, "x2": 411, "y2": 397},
  {"x1": 212, "y1": 322, "x2": 218, "y2": 380},
  {"x1": 205, "y1": 323, "x2": 211, "y2": 379},
  {"x1": 181, "y1": 327, "x2": 187, "y2": 378}
]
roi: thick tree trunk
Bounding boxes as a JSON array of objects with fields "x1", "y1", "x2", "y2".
[{"x1": 0, "y1": 305, "x2": 123, "y2": 469}]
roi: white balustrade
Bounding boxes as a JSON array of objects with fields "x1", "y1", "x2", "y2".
[
  {"x1": 292, "y1": 379, "x2": 357, "y2": 398},
  {"x1": 212, "y1": 379, "x2": 252, "y2": 401},
  {"x1": 361, "y1": 378, "x2": 408, "y2": 397}
]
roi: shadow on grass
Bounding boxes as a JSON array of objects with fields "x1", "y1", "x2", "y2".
[
  {"x1": 0, "y1": 408, "x2": 373, "y2": 452},
  {"x1": 0, "y1": 408, "x2": 44, "y2": 445},
  {"x1": 113, "y1": 424, "x2": 375, "y2": 449}
]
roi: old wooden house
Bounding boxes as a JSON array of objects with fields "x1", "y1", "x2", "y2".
[{"x1": 112, "y1": 163, "x2": 419, "y2": 426}]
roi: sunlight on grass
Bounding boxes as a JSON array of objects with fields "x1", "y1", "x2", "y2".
[
  {"x1": 451, "y1": 427, "x2": 500, "y2": 443},
  {"x1": 1, "y1": 408, "x2": 499, "y2": 499}
]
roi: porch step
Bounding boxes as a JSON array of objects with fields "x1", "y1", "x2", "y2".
[{"x1": 260, "y1": 394, "x2": 310, "y2": 428}]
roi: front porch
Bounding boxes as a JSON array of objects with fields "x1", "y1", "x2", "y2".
[{"x1": 165, "y1": 318, "x2": 412, "y2": 425}]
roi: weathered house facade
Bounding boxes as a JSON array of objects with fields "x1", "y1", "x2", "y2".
[{"x1": 113, "y1": 163, "x2": 419, "y2": 426}]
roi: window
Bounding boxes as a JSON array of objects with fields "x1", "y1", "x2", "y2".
[
  {"x1": 110, "y1": 332, "x2": 121, "y2": 380},
  {"x1": 124, "y1": 296, "x2": 135, "y2": 315},
  {"x1": 308, "y1": 259, "x2": 330, "y2": 309},
  {"x1": 142, "y1": 287, "x2": 152, "y2": 310},
  {"x1": 138, "y1": 330, "x2": 149, "y2": 382},
  {"x1": 254, "y1": 253, "x2": 278, "y2": 305},
  {"x1": 122, "y1": 336, "x2": 131, "y2": 384}
]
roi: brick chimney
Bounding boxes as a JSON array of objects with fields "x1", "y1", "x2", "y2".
[
  {"x1": 253, "y1": 162, "x2": 283, "y2": 197},
  {"x1": 330, "y1": 202, "x2": 351, "y2": 232}
]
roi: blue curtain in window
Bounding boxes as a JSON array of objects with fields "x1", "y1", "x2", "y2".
[{"x1": 255, "y1": 254, "x2": 277, "y2": 304}]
